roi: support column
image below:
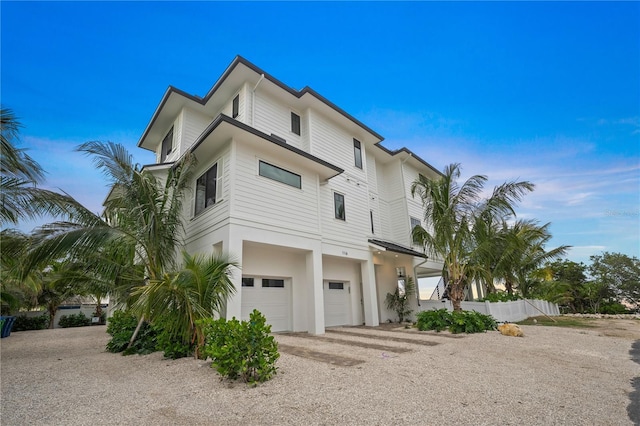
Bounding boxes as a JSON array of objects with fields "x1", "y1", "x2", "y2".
[
  {"x1": 306, "y1": 247, "x2": 324, "y2": 335},
  {"x1": 361, "y1": 254, "x2": 379, "y2": 327},
  {"x1": 225, "y1": 226, "x2": 243, "y2": 321}
]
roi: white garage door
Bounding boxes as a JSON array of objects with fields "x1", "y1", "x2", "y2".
[
  {"x1": 241, "y1": 277, "x2": 291, "y2": 332},
  {"x1": 323, "y1": 281, "x2": 351, "y2": 327}
]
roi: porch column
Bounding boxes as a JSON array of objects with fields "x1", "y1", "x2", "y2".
[
  {"x1": 361, "y1": 254, "x2": 379, "y2": 327},
  {"x1": 306, "y1": 246, "x2": 324, "y2": 335},
  {"x1": 225, "y1": 227, "x2": 243, "y2": 321}
]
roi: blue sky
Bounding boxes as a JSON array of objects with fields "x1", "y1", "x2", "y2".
[{"x1": 2, "y1": 1, "x2": 639, "y2": 266}]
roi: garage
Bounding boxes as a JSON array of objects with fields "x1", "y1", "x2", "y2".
[
  {"x1": 323, "y1": 281, "x2": 351, "y2": 327},
  {"x1": 241, "y1": 277, "x2": 291, "y2": 332}
]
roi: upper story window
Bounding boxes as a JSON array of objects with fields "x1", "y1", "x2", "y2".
[
  {"x1": 259, "y1": 160, "x2": 301, "y2": 189},
  {"x1": 291, "y1": 112, "x2": 301, "y2": 135},
  {"x1": 410, "y1": 216, "x2": 421, "y2": 231},
  {"x1": 353, "y1": 139, "x2": 362, "y2": 169},
  {"x1": 370, "y1": 210, "x2": 375, "y2": 234},
  {"x1": 232, "y1": 94, "x2": 239, "y2": 118},
  {"x1": 334, "y1": 192, "x2": 346, "y2": 221},
  {"x1": 195, "y1": 162, "x2": 222, "y2": 216},
  {"x1": 161, "y1": 127, "x2": 173, "y2": 163}
]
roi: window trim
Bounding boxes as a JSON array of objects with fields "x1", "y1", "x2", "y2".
[
  {"x1": 258, "y1": 160, "x2": 302, "y2": 189},
  {"x1": 353, "y1": 138, "x2": 362, "y2": 169},
  {"x1": 232, "y1": 94, "x2": 239, "y2": 118},
  {"x1": 161, "y1": 127, "x2": 174, "y2": 162},
  {"x1": 194, "y1": 161, "x2": 222, "y2": 216},
  {"x1": 291, "y1": 111, "x2": 301, "y2": 135},
  {"x1": 334, "y1": 192, "x2": 346, "y2": 221}
]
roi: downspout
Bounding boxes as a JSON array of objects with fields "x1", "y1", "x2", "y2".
[
  {"x1": 413, "y1": 257, "x2": 429, "y2": 307},
  {"x1": 251, "y1": 74, "x2": 265, "y2": 127}
]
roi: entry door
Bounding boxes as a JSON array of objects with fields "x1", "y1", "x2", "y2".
[{"x1": 323, "y1": 281, "x2": 351, "y2": 327}]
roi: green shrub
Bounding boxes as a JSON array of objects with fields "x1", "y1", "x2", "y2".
[
  {"x1": 106, "y1": 310, "x2": 157, "y2": 355},
  {"x1": 416, "y1": 308, "x2": 497, "y2": 334},
  {"x1": 12, "y1": 314, "x2": 48, "y2": 331},
  {"x1": 58, "y1": 312, "x2": 92, "y2": 328},
  {"x1": 599, "y1": 302, "x2": 629, "y2": 315},
  {"x1": 199, "y1": 309, "x2": 279, "y2": 384},
  {"x1": 448, "y1": 310, "x2": 497, "y2": 334},
  {"x1": 480, "y1": 292, "x2": 521, "y2": 302},
  {"x1": 416, "y1": 309, "x2": 451, "y2": 332},
  {"x1": 155, "y1": 319, "x2": 194, "y2": 359}
]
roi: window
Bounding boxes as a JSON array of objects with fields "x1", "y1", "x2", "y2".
[
  {"x1": 291, "y1": 112, "x2": 300, "y2": 135},
  {"x1": 160, "y1": 127, "x2": 173, "y2": 162},
  {"x1": 232, "y1": 94, "x2": 239, "y2": 118},
  {"x1": 259, "y1": 160, "x2": 301, "y2": 189},
  {"x1": 328, "y1": 282, "x2": 344, "y2": 290},
  {"x1": 334, "y1": 192, "x2": 345, "y2": 220},
  {"x1": 353, "y1": 139, "x2": 362, "y2": 169},
  {"x1": 262, "y1": 279, "x2": 284, "y2": 288},
  {"x1": 410, "y1": 217, "x2": 421, "y2": 230},
  {"x1": 242, "y1": 277, "x2": 254, "y2": 287},
  {"x1": 195, "y1": 163, "x2": 220, "y2": 215},
  {"x1": 370, "y1": 210, "x2": 375, "y2": 234}
]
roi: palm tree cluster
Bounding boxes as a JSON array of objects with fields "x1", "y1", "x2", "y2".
[
  {"x1": 411, "y1": 163, "x2": 568, "y2": 311},
  {"x1": 1, "y1": 107, "x2": 236, "y2": 354}
]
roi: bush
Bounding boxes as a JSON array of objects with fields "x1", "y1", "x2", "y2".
[
  {"x1": 416, "y1": 309, "x2": 497, "y2": 334},
  {"x1": 199, "y1": 309, "x2": 279, "y2": 384},
  {"x1": 106, "y1": 310, "x2": 157, "y2": 355},
  {"x1": 12, "y1": 314, "x2": 48, "y2": 331},
  {"x1": 58, "y1": 313, "x2": 92, "y2": 328},
  {"x1": 599, "y1": 302, "x2": 629, "y2": 315},
  {"x1": 480, "y1": 292, "x2": 521, "y2": 302},
  {"x1": 416, "y1": 309, "x2": 451, "y2": 332},
  {"x1": 155, "y1": 319, "x2": 194, "y2": 360}
]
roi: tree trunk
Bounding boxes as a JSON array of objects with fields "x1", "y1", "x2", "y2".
[
  {"x1": 48, "y1": 305, "x2": 57, "y2": 329},
  {"x1": 505, "y1": 280, "x2": 514, "y2": 295},
  {"x1": 449, "y1": 280, "x2": 465, "y2": 312},
  {"x1": 127, "y1": 316, "x2": 145, "y2": 349}
]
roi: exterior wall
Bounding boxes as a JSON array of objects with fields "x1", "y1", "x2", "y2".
[
  {"x1": 232, "y1": 140, "x2": 321, "y2": 236},
  {"x1": 322, "y1": 256, "x2": 364, "y2": 326},
  {"x1": 180, "y1": 107, "x2": 212, "y2": 155},
  {"x1": 253, "y1": 90, "x2": 303, "y2": 149},
  {"x1": 377, "y1": 161, "x2": 410, "y2": 245},
  {"x1": 373, "y1": 255, "x2": 420, "y2": 323}
]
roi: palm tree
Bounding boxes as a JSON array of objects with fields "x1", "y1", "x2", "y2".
[
  {"x1": 1, "y1": 107, "x2": 82, "y2": 226},
  {"x1": 131, "y1": 251, "x2": 237, "y2": 358},
  {"x1": 411, "y1": 163, "x2": 533, "y2": 311}
]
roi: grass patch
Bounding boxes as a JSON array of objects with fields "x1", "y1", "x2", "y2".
[{"x1": 517, "y1": 316, "x2": 599, "y2": 329}]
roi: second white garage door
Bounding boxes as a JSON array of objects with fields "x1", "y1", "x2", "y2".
[
  {"x1": 241, "y1": 277, "x2": 291, "y2": 332},
  {"x1": 323, "y1": 281, "x2": 351, "y2": 327}
]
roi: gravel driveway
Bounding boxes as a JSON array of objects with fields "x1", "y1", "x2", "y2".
[{"x1": 1, "y1": 321, "x2": 638, "y2": 425}]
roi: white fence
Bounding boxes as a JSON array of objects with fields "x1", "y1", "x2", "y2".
[{"x1": 416, "y1": 299, "x2": 560, "y2": 323}]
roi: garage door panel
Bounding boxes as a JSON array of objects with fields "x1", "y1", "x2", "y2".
[
  {"x1": 241, "y1": 278, "x2": 291, "y2": 332},
  {"x1": 324, "y1": 282, "x2": 351, "y2": 327}
]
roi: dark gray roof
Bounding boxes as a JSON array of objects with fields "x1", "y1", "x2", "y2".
[{"x1": 368, "y1": 239, "x2": 427, "y2": 258}]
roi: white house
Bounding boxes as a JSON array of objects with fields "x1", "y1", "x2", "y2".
[{"x1": 136, "y1": 56, "x2": 444, "y2": 334}]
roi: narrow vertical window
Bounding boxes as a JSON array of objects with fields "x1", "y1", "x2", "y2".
[
  {"x1": 161, "y1": 127, "x2": 173, "y2": 162},
  {"x1": 291, "y1": 112, "x2": 301, "y2": 135},
  {"x1": 370, "y1": 210, "x2": 375, "y2": 234},
  {"x1": 195, "y1": 163, "x2": 218, "y2": 215},
  {"x1": 410, "y1": 217, "x2": 421, "y2": 230},
  {"x1": 334, "y1": 192, "x2": 345, "y2": 221},
  {"x1": 232, "y1": 94, "x2": 239, "y2": 118},
  {"x1": 353, "y1": 139, "x2": 362, "y2": 169}
]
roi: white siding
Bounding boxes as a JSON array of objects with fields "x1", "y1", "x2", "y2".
[
  {"x1": 180, "y1": 107, "x2": 212, "y2": 154},
  {"x1": 185, "y1": 146, "x2": 232, "y2": 244},
  {"x1": 320, "y1": 174, "x2": 370, "y2": 249},
  {"x1": 232, "y1": 142, "x2": 320, "y2": 235},
  {"x1": 309, "y1": 112, "x2": 365, "y2": 179},
  {"x1": 366, "y1": 149, "x2": 378, "y2": 194},
  {"x1": 253, "y1": 91, "x2": 303, "y2": 149}
]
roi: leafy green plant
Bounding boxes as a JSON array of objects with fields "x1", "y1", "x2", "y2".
[
  {"x1": 155, "y1": 317, "x2": 194, "y2": 359},
  {"x1": 480, "y1": 292, "x2": 521, "y2": 302},
  {"x1": 106, "y1": 310, "x2": 157, "y2": 355},
  {"x1": 416, "y1": 308, "x2": 496, "y2": 334},
  {"x1": 58, "y1": 312, "x2": 92, "y2": 328},
  {"x1": 199, "y1": 310, "x2": 279, "y2": 384},
  {"x1": 416, "y1": 309, "x2": 451, "y2": 332},
  {"x1": 12, "y1": 314, "x2": 48, "y2": 331},
  {"x1": 385, "y1": 276, "x2": 415, "y2": 323},
  {"x1": 448, "y1": 310, "x2": 497, "y2": 334}
]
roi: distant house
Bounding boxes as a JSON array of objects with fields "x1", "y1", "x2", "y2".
[{"x1": 136, "y1": 56, "x2": 444, "y2": 333}]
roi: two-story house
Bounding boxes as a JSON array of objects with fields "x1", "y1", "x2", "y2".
[{"x1": 137, "y1": 56, "x2": 443, "y2": 334}]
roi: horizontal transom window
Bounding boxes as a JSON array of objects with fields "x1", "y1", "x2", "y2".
[
  {"x1": 258, "y1": 160, "x2": 301, "y2": 189},
  {"x1": 262, "y1": 279, "x2": 285, "y2": 288},
  {"x1": 328, "y1": 282, "x2": 344, "y2": 290}
]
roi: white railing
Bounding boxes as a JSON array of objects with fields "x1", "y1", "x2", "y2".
[{"x1": 416, "y1": 298, "x2": 560, "y2": 323}]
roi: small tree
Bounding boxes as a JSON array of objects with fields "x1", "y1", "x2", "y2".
[{"x1": 385, "y1": 276, "x2": 415, "y2": 322}]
